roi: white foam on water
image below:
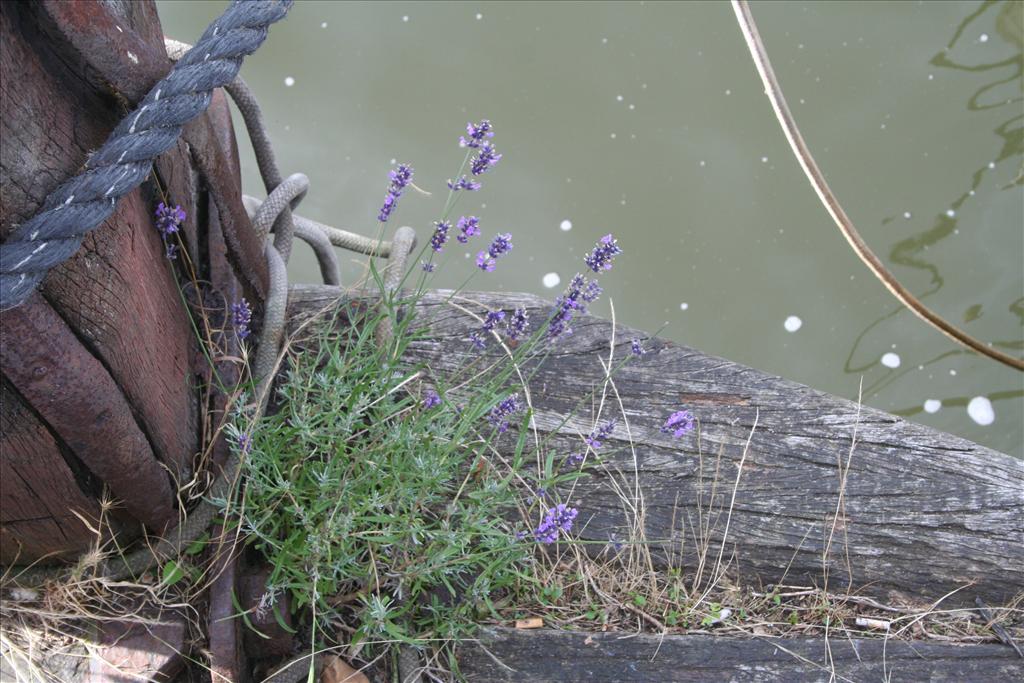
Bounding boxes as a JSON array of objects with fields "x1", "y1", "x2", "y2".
[
  {"x1": 679, "y1": 303, "x2": 689, "y2": 311},
  {"x1": 699, "y1": 160, "x2": 706, "y2": 167},
  {"x1": 881, "y1": 352, "x2": 901, "y2": 368},
  {"x1": 610, "y1": 133, "x2": 617, "y2": 139},
  {"x1": 946, "y1": 209, "x2": 956, "y2": 218},
  {"x1": 284, "y1": 76, "x2": 295, "y2": 87},
  {"x1": 321, "y1": 22, "x2": 327, "y2": 28},
  {"x1": 988, "y1": 161, "x2": 995, "y2": 169},
  {"x1": 616, "y1": 94, "x2": 623, "y2": 101},
  {"x1": 979, "y1": 33, "x2": 989, "y2": 42},
  {"x1": 761, "y1": 156, "x2": 768, "y2": 163},
  {"x1": 476, "y1": 13, "x2": 483, "y2": 20},
  {"x1": 784, "y1": 315, "x2": 802, "y2": 332},
  {"x1": 559, "y1": 219, "x2": 572, "y2": 232},
  {"x1": 402, "y1": 15, "x2": 409, "y2": 22},
  {"x1": 967, "y1": 396, "x2": 994, "y2": 425},
  {"x1": 903, "y1": 211, "x2": 912, "y2": 219},
  {"x1": 542, "y1": 272, "x2": 561, "y2": 288},
  {"x1": 923, "y1": 399, "x2": 942, "y2": 414}
]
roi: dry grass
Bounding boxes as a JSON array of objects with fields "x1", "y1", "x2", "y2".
[
  {"x1": 0, "y1": 497, "x2": 210, "y2": 682},
  {"x1": 480, "y1": 299, "x2": 1023, "y2": 668}
]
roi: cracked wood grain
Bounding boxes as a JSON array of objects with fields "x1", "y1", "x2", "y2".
[
  {"x1": 457, "y1": 627, "x2": 1024, "y2": 682},
  {"x1": 289, "y1": 286, "x2": 1024, "y2": 607}
]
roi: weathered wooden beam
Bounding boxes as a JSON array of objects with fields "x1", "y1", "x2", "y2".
[
  {"x1": 86, "y1": 615, "x2": 188, "y2": 682},
  {"x1": 287, "y1": 286, "x2": 1024, "y2": 607},
  {"x1": 456, "y1": 627, "x2": 1024, "y2": 682},
  {"x1": 208, "y1": 528, "x2": 244, "y2": 683},
  {"x1": 0, "y1": 0, "x2": 198, "y2": 484},
  {"x1": 0, "y1": 378, "x2": 105, "y2": 563},
  {"x1": 0, "y1": 294, "x2": 175, "y2": 531}
]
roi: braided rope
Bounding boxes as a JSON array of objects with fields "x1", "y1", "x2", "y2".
[{"x1": 0, "y1": 0, "x2": 293, "y2": 310}]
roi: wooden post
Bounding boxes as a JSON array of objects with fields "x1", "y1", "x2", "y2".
[{"x1": 0, "y1": 0, "x2": 259, "y2": 564}]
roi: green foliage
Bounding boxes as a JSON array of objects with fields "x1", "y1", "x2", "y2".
[{"x1": 233, "y1": 305, "x2": 536, "y2": 654}]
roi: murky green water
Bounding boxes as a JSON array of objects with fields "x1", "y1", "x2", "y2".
[{"x1": 158, "y1": 1, "x2": 1023, "y2": 457}]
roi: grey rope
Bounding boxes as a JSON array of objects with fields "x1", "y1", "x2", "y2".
[
  {"x1": 294, "y1": 222, "x2": 342, "y2": 286},
  {"x1": 4, "y1": 50, "x2": 417, "y2": 592},
  {"x1": 223, "y1": 77, "x2": 299, "y2": 263},
  {"x1": 310, "y1": 216, "x2": 394, "y2": 257},
  {"x1": 241, "y1": 194, "x2": 340, "y2": 285},
  {"x1": 0, "y1": 0, "x2": 293, "y2": 310},
  {"x1": 249, "y1": 173, "x2": 309, "y2": 244}
]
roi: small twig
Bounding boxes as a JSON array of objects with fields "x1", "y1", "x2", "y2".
[
  {"x1": 976, "y1": 596, "x2": 1024, "y2": 658},
  {"x1": 621, "y1": 602, "x2": 666, "y2": 632}
]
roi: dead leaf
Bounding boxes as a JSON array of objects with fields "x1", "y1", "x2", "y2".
[
  {"x1": 514, "y1": 618, "x2": 544, "y2": 629},
  {"x1": 320, "y1": 654, "x2": 369, "y2": 683},
  {"x1": 584, "y1": 635, "x2": 595, "y2": 646}
]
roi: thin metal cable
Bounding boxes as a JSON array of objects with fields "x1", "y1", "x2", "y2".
[{"x1": 731, "y1": 0, "x2": 1023, "y2": 371}]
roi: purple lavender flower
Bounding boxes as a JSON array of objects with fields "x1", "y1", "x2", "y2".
[
  {"x1": 488, "y1": 233, "x2": 513, "y2": 258},
  {"x1": 456, "y1": 215, "x2": 481, "y2": 243},
  {"x1": 582, "y1": 280, "x2": 602, "y2": 303},
  {"x1": 460, "y1": 119, "x2": 494, "y2": 148},
  {"x1": 448, "y1": 176, "x2": 482, "y2": 192},
  {"x1": 488, "y1": 394, "x2": 521, "y2": 433},
  {"x1": 631, "y1": 339, "x2": 645, "y2": 356},
  {"x1": 565, "y1": 452, "x2": 585, "y2": 467},
  {"x1": 584, "y1": 233, "x2": 622, "y2": 273},
  {"x1": 470, "y1": 142, "x2": 502, "y2": 176},
  {"x1": 421, "y1": 261, "x2": 436, "y2": 273},
  {"x1": 469, "y1": 310, "x2": 506, "y2": 351},
  {"x1": 164, "y1": 242, "x2": 179, "y2": 261},
  {"x1": 377, "y1": 163, "x2": 414, "y2": 223},
  {"x1": 533, "y1": 503, "x2": 578, "y2": 544},
  {"x1": 585, "y1": 419, "x2": 617, "y2": 450},
  {"x1": 155, "y1": 203, "x2": 186, "y2": 236},
  {"x1": 548, "y1": 274, "x2": 594, "y2": 340},
  {"x1": 422, "y1": 389, "x2": 442, "y2": 409},
  {"x1": 237, "y1": 432, "x2": 252, "y2": 455},
  {"x1": 483, "y1": 310, "x2": 506, "y2": 331},
  {"x1": 476, "y1": 232, "x2": 513, "y2": 272},
  {"x1": 430, "y1": 220, "x2": 451, "y2": 252},
  {"x1": 662, "y1": 410, "x2": 695, "y2": 439},
  {"x1": 506, "y1": 308, "x2": 529, "y2": 341},
  {"x1": 476, "y1": 251, "x2": 496, "y2": 272},
  {"x1": 231, "y1": 298, "x2": 252, "y2": 340}
]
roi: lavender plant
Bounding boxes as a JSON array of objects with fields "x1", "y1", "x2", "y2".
[{"x1": 231, "y1": 119, "x2": 697, "y2": 674}]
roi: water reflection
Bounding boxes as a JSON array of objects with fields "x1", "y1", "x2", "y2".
[
  {"x1": 844, "y1": 0, "x2": 1023, "y2": 424},
  {"x1": 155, "y1": 1, "x2": 1023, "y2": 456},
  {"x1": 892, "y1": 387, "x2": 1023, "y2": 422}
]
